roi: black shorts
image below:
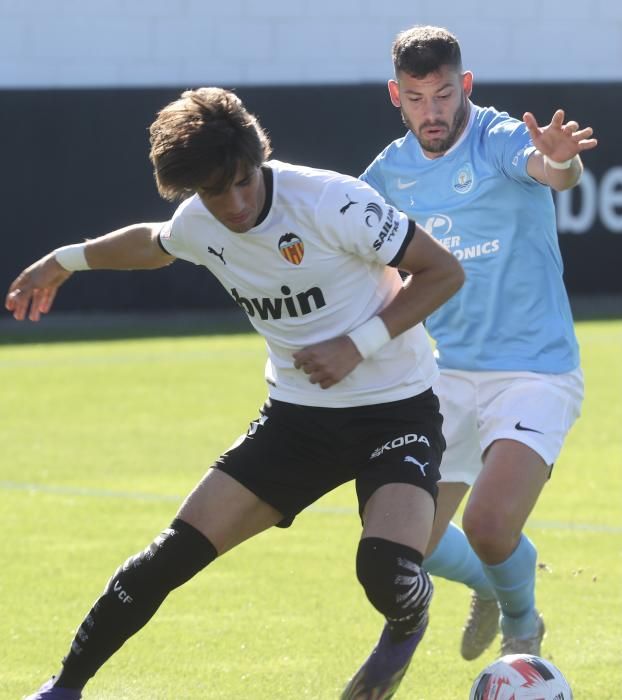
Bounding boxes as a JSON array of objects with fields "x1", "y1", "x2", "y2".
[{"x1": 214, "y1": 389, "x2": 445, "y2": 528}]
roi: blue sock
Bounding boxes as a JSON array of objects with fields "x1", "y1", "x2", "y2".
[
  {"x1": 424, "y1": 522, "x2": 495, "y2": 599},
  {"x1": 482, "y1": 534, "x2": 539, "y2": 638}
]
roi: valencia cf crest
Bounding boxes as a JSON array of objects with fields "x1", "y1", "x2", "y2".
[{"x1": 278, "y1": 233, "x2": 304, "y2": 265}]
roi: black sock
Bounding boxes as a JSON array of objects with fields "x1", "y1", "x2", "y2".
[{"x1": 55, "y1": 519, "x2": 217, "y2": 689}]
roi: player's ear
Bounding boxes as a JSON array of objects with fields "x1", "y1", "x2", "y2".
[
  {"x1": 462, "y1": 71, "x2": 473, "y2": 97},
  {"x1": 388, "y1": 79, "x2": 401, "y2": 108}
]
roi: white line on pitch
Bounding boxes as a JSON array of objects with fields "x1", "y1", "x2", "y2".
[{"x1": 1, "y1": 480, "x2": 621, "y2": 534}]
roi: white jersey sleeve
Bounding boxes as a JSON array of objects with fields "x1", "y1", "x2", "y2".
[
  {"x1": 314, "y1": 175, "x2": 413, "y2": 267},
  {"x1": 157, "y1": 198, "x2": 203, "y2": 265}
]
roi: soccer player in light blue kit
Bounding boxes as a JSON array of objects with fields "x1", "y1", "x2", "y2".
[{"x1": 360, "y1": 25, "x2": 597, "y2": 663}]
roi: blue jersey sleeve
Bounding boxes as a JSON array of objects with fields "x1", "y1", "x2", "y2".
[
  {"x1": 360, "y1": 162, "x2": 384, "y2": 193},
  {"x1": 485, "y1": 115, "x2": 537, "y2": 184},
  {"x1": 360, "y1": 152, "x2": 399, "y2": 208}
]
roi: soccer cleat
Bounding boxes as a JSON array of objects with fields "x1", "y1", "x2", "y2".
[
  {"x1": 340, "y1": 617, "x2": 428, "y2": 700},
  {"x1": 500, "y1": 612, "x2": 546, "y2": 656},
  {"x1": 460, "y1": 592, "x2": 500, "y2": 660},
  {"x1": 24, "y1": 678, "x2": 82, "y2": 700}
]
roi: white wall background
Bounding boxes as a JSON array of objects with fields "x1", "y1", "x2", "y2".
[{"x1": 1, "y1": 0, "x2": 620, "y2": 88}]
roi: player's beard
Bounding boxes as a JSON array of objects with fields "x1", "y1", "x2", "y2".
[{"x1": 404, "y1": 91, "x2": 469, "y2": 155}]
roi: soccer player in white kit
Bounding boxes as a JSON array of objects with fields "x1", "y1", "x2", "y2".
[
  {"x1": 361, "y1": 25, "x2": 597, "y2": 659},
  {"x1": 7, "y1": 88, "x2": 464, "y2": 699}
]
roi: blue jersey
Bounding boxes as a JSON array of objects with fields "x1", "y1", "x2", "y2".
[{"x1": 361, "y1": 104, "x2": 580, "y2": 373}]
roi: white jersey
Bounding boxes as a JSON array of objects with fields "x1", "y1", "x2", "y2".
[{"x1": 159, "y1": 159, "x2": 438, "y2": 407}]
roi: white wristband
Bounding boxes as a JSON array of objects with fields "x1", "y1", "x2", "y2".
[
  {"x1": 544, "y1": 155, "x2": 574, "y2": 170},
  {"x1": 54, "y1": 243, "x2": 90, "y2": 271},
  {"x1": 347, "y1": 316, "x2": 391, "y2": 359}
]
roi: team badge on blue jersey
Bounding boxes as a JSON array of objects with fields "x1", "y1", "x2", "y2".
[
  {"x1": 452, "y1": 162, "x2": 474, "y2": 194},
  {"x1": 278, "y1": 233, "x2": 305, "y2": 265}
]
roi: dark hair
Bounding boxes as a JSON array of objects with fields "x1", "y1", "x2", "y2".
[
  {"x1": 392, "y1": 25, "x2": 462, "y2": 78},
  {"x1": 149, "y1": 87, "x2": 272, "y2": 201}
]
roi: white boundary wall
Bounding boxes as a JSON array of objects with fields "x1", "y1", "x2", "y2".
[{"x1": 1, "y1": 0, "x2": 620, "y2": 88}]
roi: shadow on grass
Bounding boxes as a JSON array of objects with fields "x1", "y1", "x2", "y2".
[{"x1": 0, "y1": 310, "x2": 254, "y2": 345}]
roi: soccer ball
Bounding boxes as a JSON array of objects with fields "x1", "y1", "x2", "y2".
[{"x1": 469, "y1": 654, "x2": 573, "y2": 699}]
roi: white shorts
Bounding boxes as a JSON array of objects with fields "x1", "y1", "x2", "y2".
[{"x1": 433, "y1": 368, "x2": 584, "y2": 485}]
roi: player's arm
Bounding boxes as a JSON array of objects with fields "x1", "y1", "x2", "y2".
[
  {"x1": 293, "y1": 222, "x2": 464, "y2": 389},
  {"x1": 523, "y1": 109, "x2": 597, "y2": 191},
  {"x1": 378, "y1": 222, "x2": 464, "y2": 339},
  {"x1": 5, "y1": 222, "x2": 174, "y2": 322},
  {"x1": 73, "y1": 223, "x2": 174, "y2": 270}
]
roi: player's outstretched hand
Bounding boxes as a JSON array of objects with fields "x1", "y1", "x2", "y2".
[
  {"x1": 523, "y1": 109, "x2": 598, "y2": 162},
  {"x1": 5, "y1": 254, "x2": 73, "y2": 321},
  {"x1": 293, "y1": 336, "x2": 363, "y2": 389}
]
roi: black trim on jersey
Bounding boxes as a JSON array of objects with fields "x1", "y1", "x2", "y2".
[
  {"x1": 157, "y1": 224, "x2": 173, "y2": 256},
  {"x1": 388, "y1": 219, "x2": 416, "y2": 268},
  {"x1": 254, "y1": 166, "x2": 274, "y2": 227}
]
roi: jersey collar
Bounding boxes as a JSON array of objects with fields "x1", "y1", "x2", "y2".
[{"x1": 253, "y1": 165, "x2": 274, "y2": 227}]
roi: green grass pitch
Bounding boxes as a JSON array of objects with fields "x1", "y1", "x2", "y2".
[{"x1": 1, "y1": 319, "x2": 620, "y2": 699}]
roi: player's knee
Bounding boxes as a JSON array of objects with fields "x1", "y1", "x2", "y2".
[
  {"x1": 105, "y1": 518, "x2": 218, "y2": 604},
  {"x1": 463, "y1": 508, "x2": 519, "y2": 562},
  {"x1": 356, "y1": 537, "x2": 433, "y2": 637}
]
